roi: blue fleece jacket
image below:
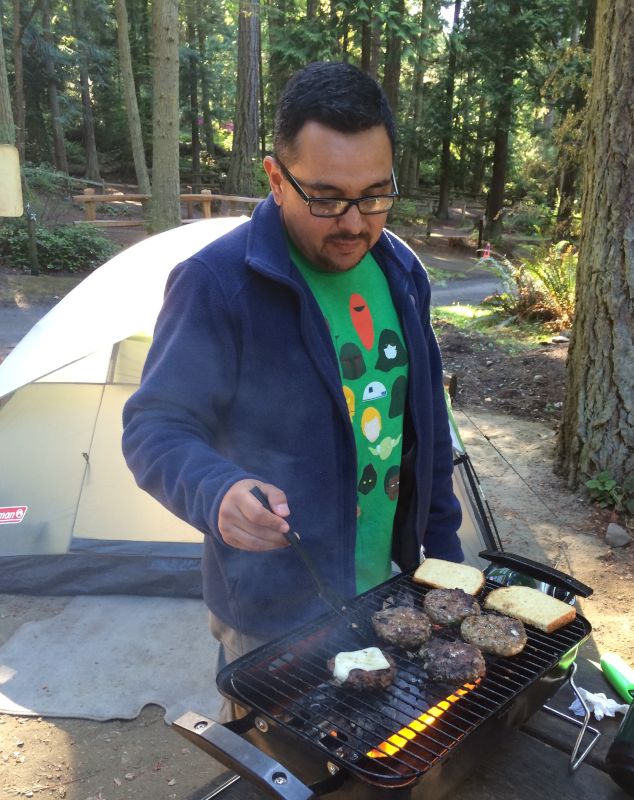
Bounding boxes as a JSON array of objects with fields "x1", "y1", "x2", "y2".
[{"x1": 122, "y1": 196, "x2": 463, "y2": 638}]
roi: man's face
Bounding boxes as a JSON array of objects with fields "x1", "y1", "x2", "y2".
[{"x1": 264, "y1": 122, "x2": 393, "y2": 273}]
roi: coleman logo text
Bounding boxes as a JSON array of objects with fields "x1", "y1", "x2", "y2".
[{"x1": 0, "y1": 506, "x2": 28, "y2": 524}]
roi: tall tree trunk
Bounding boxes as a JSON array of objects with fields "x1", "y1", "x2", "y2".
[
  {"x1": 470, "y1": 93, "x2": 487, "y2": 197},
  {"x1": 42, "y1": 0, "x2": 69, "y2": 173},
  {"x1": 197, "y1": 0, "x2": 214, "y2": 157},
  {"x1": 398, "y1": 7, "x2": 428, "y2": 192},
  {"x1": 73, "y1": 0, "x2": 102, "y2": 182},
  {"x1": 115, "y1": 0, "x2": 151, "y2": 193},
  {"x1": 382, "y1": 0, "x2": 404, "y2": 119},
  {"x1": 186, "y1": 8, "x2": 201, "y2": 192},
  {"x1": 0, "y1": 16, "x2": 15, "y2": 144},
  {"x1": 556, "y1": 0, "x2": 634, "y2": 490},
  {"x1": 436, "y1": 0, "x2": 462, "y2": 219},
  {"x1": 148, "y1": 0, "x2": 181, "y2": 232},
  {"x1": 12, "y1": 0, "x2": 26, "y2": 158},
  {"x1": 225, "y1": 0, "x2": 260, "y2": 196},
  {"x1": 484, "y1": 69, "x2": 514, "y2": 240},
  {"x1": 554, "y1": 0, "x2": 597, "y2": 240}
]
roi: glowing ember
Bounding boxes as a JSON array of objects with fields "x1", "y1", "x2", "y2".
[{"x1": 367, "y1": 682, "x2": 478, "y2": 758}]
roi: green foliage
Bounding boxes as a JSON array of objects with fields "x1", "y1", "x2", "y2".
[
  {"x1": 388, "y1": 199, "x2": 421, "y2": 227},
  {"x1": 586, "y1": 472, "x2": 634, "y2": 515},
  {"x1": 22, "y1": 163, "x2": 72, "y2": 196},
  {"x1": 478, "y1": 241, "x2": 576, "y2": 327},
  {"x1": 504, "y1": 201, "x2": 554, "y2": 236},
  {"x1": 0, "y1": 220, "x2": 119, "y2": 273}
]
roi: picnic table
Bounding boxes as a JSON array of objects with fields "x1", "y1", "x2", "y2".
[{"x1": 71, "y1": 187, "x2": 261, "y2": 226}]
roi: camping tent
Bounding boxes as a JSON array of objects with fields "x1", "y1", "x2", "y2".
[{"x1": 0, "y1": 218, "x2": 500, "y2": 597}]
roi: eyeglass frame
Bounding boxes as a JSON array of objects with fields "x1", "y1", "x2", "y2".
[{"x1": 275, "y1": 158, "x2": 399, "y2": 218}]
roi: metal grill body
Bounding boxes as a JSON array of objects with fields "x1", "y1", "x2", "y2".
[{"x1": 214, "y1": 572, "x2": 591, "y2": 792}]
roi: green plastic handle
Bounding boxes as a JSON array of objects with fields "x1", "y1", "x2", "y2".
[{"x1": 601, "y1": 652, "x2": 634, "y2": 705}]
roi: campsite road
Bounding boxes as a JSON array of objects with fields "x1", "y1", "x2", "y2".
[{"x1": 0, "y1": 254, "x2": 503, "y2": 359}]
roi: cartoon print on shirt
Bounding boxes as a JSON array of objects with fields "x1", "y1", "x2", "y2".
[
  {"x1": 339, "y1": 342, "x2": 366, "y2": 379},
  {"x1": 349, "y1": 293, "x2": 374, "y2": 350},
  {"x1": 362, "y1": 380, "x2": 387, "y2": 402},
  {"x1": 361, "y1": 407, "x2": 382, "y2": 442},
  {"x1": 358, "y1": 464, "x2": 378, "y2": 495},
  {"x1": 343, "y1": 385, "x2": 355, "y2": 420},
  {"x1": 375, "y1": 329, "x2": 408, "y2": 371},
  {"x1": 384, "y1": 465, "x2": 400, "y2": 500},
  {"x1": 389, "y1": 374, "x2": 407, "y2": 418},
  {"x1": 369, "y1": 434, "x2": 402, "y2": 460}
]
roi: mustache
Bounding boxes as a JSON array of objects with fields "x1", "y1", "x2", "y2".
[{"x1": 325, "y1": 233, "x2": 371, "y2": 244}]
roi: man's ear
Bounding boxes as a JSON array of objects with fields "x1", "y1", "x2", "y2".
[{"x1": 263, "y1": 156, "x2": 283, "y2": 206}]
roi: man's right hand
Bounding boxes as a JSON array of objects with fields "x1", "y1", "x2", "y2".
[{"x1": 217, "y1": 479, "x2": 291, "y2": 551}]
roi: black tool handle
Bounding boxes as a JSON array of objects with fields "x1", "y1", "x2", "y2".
[
  {"x1": 172, "y1": 712, "x2": 316, "y2": 800},
  {"x1": 249, "y1": 486, "x2": 347, "y2": 612},
  {"x1": 479, "y1": 549, "x2": 593, "y2": 597}
]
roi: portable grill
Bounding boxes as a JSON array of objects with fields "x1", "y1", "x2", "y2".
[{"x1": 174, "y1": 552, "x2": 595, "y2": 799}]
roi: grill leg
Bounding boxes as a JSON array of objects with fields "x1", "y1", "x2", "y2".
[{"x1": 542, "y1": 662, "x2": 601, "y2": 772}]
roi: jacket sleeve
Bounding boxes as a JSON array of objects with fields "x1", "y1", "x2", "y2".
[{"x1": 121, "y1": 258, "x2": 258, "y2": 538}]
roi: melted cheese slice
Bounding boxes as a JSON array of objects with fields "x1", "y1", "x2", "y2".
[{"x1": 332, "y1": 647, "x2": 390, "y2": 683}]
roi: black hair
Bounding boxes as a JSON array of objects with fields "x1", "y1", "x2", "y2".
[{"x1": 273, "y1": 61, "x2": 395, "y2": 161}]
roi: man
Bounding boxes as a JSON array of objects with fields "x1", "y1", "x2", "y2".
[{"x1": 122, "y1": 62, "x2": 463, "y2": 714}]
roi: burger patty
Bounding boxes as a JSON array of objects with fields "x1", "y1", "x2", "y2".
[
  {"x1": 418, "y1": 638, "x2": 486, "y2": 684},
  {"x1": 423, "y1": 588, "x2": 481, "y2": 626},
  {"x1": 460, "y1": 613, "x2": 527, "y2": 657},
  {"x1": 327, "y1": 652, "x2": 396, "y2": 690},
  {"x1": 372, "y1": 606, "x2": 433, "y2": 650}
]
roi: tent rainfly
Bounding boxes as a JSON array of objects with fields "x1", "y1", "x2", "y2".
[{"x1": 0, "y1": 217, "x2": 500, "y2": 598}]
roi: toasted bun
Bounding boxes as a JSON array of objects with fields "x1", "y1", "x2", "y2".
[
  {"x1": 412, "y1": 558, "x2": 485, "y2": 596},
  {"x1": 484, "y1": 586, "x2": 576, "y2": 633}
]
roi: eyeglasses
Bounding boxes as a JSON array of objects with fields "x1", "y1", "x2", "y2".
[{"x1": 277, "y1": 159, "x2": 399, "y2": 218}]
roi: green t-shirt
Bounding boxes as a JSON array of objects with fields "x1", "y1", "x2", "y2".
[{"x1": 290, "y1": 242, "x2": 409, "y2": 593}]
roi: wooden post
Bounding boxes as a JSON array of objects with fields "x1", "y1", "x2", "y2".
[
  {"x1": 83, "y1": 187, "x2": 96, "y2": 221},
  {"x1": 201, "y1": 188, "x2": 212, "y2": 218}
]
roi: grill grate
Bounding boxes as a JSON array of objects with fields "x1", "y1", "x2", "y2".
[{"x1": 219, "y1": 572, "x2": 591, "y2": 786}]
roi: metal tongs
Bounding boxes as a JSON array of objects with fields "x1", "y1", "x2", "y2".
[{"x1": 250, "y1": 486, "x2": 375, "y2": 643}]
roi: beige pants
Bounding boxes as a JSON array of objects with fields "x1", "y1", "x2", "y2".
[{"x1": 209, "y1": 611, "x2": 270, "y2": 723}]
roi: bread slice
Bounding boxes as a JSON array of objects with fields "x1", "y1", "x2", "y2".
[
  {"x1": 412, "y1": 558, "x2": 485, "y2": 596},
  {"x1": 484, "y1": 586, "x2": 576, "y2": 633}
]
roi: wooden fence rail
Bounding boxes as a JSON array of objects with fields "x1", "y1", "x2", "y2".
[{"x1": 71, "y1": 187, "x2": 262, "y2": 227}]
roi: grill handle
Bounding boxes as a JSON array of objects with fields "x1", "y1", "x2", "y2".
[
  {"x1": 479, "y1": 549, "x2": 593, "y2": 597},
  {"x1": 172, "y1": 711, "x2": 316, "y2": 800}
]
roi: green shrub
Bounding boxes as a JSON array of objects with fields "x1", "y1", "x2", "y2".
[
  {"x1": 586, "y1": 471, "x2": 634, "y2": 515},
  {"x1": 504, "y1": 201, "x2": 554, "y2": 236},
  {"x1": 477, "y1": 241, "x2": 576, "y2": 326},
  {"x1": 0, "y1": 219, "x2": 119, "y2": 273}
]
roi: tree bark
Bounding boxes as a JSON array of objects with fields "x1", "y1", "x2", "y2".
[
  {"x1": 484, "y1": 68, "x2": 514, "y2": 240},
  {"x1": 398, "y1": 6, "x2": 428, "y2": 192},
  {"x1": 186, "y1": 7, "x2": 201, "y2": 192},
  {"x1": 382, "y1": 0, "x2": 404, "y2": 119},
  {"x1": 115, "y1": 0, "x2": 151, "y2": 193},
  {"x1": 554, "y1": 0, "x2": 597, "y2": 240},
  {"x1": 0, "y1": 15, "x2": 15, "y2": 144},
  {"x1": 73, "y1": 0, "x2": 102, "y2": 182},
  {"x1": 197, "y1": 0, "x2": 214, "y2": 157},
  {"x1": 556, "y1": 0, "x2": 634, "y2": 490},
  {"x1": 225, "y1": 0, "x2": 260, "y2": 196},
  {"x1": 436, "y1": 0, "x2": 462, "y2": 219},
  {"x1": 148, "y1": 0, "x2": 181, "y2": 232},
  {"x1": 42, "y1": 0, "x2": 69, "y2": 173},
  {"x1": 12, "y1": 0, "x2": 26, "y2": 158}
]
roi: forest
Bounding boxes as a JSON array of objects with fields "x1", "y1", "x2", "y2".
[
  {"x1": 1, "y1": 0, "x2": 595, "y2": 236},
  {"x1": 0, "y1": 0, "x2": 632, "y2": 498}
]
